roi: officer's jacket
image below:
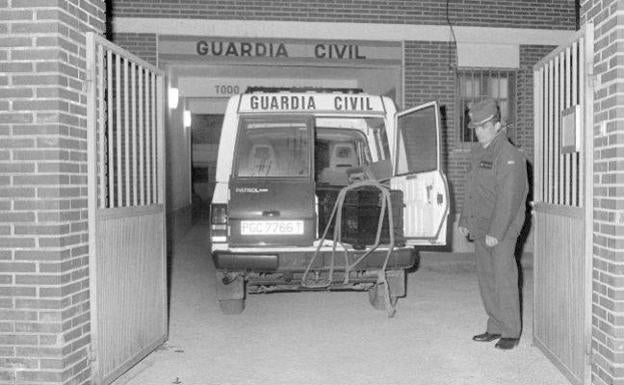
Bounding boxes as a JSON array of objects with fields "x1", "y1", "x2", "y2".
[{"x1": 459, "y1": 133, "x2": 528, "y2": 241}]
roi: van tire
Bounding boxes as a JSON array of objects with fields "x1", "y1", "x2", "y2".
[
  {"x1": 218, "y1": 299, "x2": 245, "y2": 314},
  {"x1": 368, "y1": 283, "x2": 397, "y2": 311}
]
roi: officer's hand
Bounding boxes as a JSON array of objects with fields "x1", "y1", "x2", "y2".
[
  {"x1": 485, "y1": 235, "x2": 498, "y2": 247},
  {"x1": 458, "y1": 226, "x2": 469, "y2": 237}
]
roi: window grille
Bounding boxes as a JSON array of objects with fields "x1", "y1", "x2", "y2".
[{"x1": 457, "y1": 69, "x2": 517, "y2": 143}]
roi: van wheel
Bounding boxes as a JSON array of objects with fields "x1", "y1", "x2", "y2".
[
  {"x1": 218, "y1": 299, "x2": 245, "y2": 315},
  {"x1": 368, "y1": 283, "x2": 397, "y2": 311}
]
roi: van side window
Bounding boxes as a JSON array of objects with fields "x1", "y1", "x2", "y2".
[
  {"x1": 315, "y1": 127, "x2": 372, "y2": 186},
  {"x1": 235, "y1": 118, "x2": 311, "y2": 177}
]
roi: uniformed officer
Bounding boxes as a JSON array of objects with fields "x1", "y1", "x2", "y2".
[{"x1": 458, "y1": 98, "x2": 528, "y2": 350}]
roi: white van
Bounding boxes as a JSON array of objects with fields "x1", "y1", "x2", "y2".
[{"x1": 210, "y1": 88, "x2": 449, "y2": 315}]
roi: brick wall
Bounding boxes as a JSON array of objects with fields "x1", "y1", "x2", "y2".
[
  {"x1": 110, "y1": 0, "x2": 577, "y2": 30},
  {"x1": 111, "y1": 33, "x2": 157, "y2": 67},
  {"x1": 581, "y1": 0, "x2": 624, "y2": 384},
  {"x1": 0, "y1": 1, "x2": 104, "y2": 384}
]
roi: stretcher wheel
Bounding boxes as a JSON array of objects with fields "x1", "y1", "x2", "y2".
[{"x1": 368, "y1": 283, "x2": 397, "y2": 311}]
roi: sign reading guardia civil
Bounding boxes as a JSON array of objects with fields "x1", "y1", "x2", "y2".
[
  {"x1": 196, "y1": 40, "x2": 367, "y2": 59},
  {"x1": 158, "y1": 36, "x2": 402, "y2": 65}
]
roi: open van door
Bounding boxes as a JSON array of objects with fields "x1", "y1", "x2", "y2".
[{"x1": 390, "y1": 101, "x2": 449, "y2": 246}]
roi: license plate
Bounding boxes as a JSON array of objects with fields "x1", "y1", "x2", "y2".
[{"x1": 241, "y1": 220, "x2": 304, "y2": 235}]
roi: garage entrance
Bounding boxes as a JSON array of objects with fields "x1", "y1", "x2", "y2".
[
  {"x1": 86, "y1": 33, "x2": 168, "y2": 384},
  {"x1": 532, "y1": 23, "x2": 594, "y2": 385},
  {"x1": 159, "y1": 36, "x2": 403, "y2": 202}
]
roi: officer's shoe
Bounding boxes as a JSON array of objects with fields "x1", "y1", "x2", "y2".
[
  {"x1": 494, "y1": 338, "x2": 519, "y2": 350},
  {"x1": 472, "y1": 332, "x2": 501, "y2": 342}
]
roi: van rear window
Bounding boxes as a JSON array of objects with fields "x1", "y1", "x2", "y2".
[{"x1": 235, "y1": 118, "x2": 311, "y2": 178}]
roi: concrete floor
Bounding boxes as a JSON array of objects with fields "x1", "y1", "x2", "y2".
[{"x1": 113, "y1": 224, "x2": 570, "y2": 385}]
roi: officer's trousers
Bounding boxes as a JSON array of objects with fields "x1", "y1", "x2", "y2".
[{"x1": 474, "y1": 236, "x2": 521, "y2": 339}]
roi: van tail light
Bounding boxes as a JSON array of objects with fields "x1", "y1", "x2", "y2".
[{"x1": 210, "y1": 204, "x2": 228, "y2": 243}]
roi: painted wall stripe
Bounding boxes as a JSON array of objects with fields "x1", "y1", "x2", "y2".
[{"x1": 113, "y1": 17, "x2": 574, "y2": 46}]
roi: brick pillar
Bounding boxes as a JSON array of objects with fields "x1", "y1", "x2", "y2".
[
  {"x1": 0, "y1": 1, "x2": 104, "y2": 384},
  {"x1": 581, "y1": 1, "x2": 624, "y2": 384}
]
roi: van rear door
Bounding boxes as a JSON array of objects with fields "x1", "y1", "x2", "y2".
[
  {"x1": 391, "y1": 101, "x2": 450, "y2": 246},
  {"x1": 228, "y1": 116, "x2": 316, "y2": 247}
]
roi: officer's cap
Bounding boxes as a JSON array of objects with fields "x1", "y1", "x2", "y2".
[{"x1": 468, "y1": 98, "x2": 499, "y2": 128}]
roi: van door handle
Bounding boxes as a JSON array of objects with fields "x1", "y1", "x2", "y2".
[
  {"x1": 426, "y1": 185, "x2": 433, "y2": 204},
  {"x1": 262, "y1": 210, "x2": 280, "y2": 217}
]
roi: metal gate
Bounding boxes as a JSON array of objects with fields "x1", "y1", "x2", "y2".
[
  {"x1": 86, "y1": 32, "x2": 167, "y2": 384},
  {"x1": 532, "y1": 23, "x2": 593, "y2": 385}
]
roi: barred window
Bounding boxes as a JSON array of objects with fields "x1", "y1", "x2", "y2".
[{"x1": 458, "y1": 70, "x2": 517, "y2": 143}]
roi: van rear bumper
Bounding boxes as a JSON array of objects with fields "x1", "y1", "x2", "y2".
[{"x1": 212, "y1": 247, "x2": 417, "y2": 272}]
